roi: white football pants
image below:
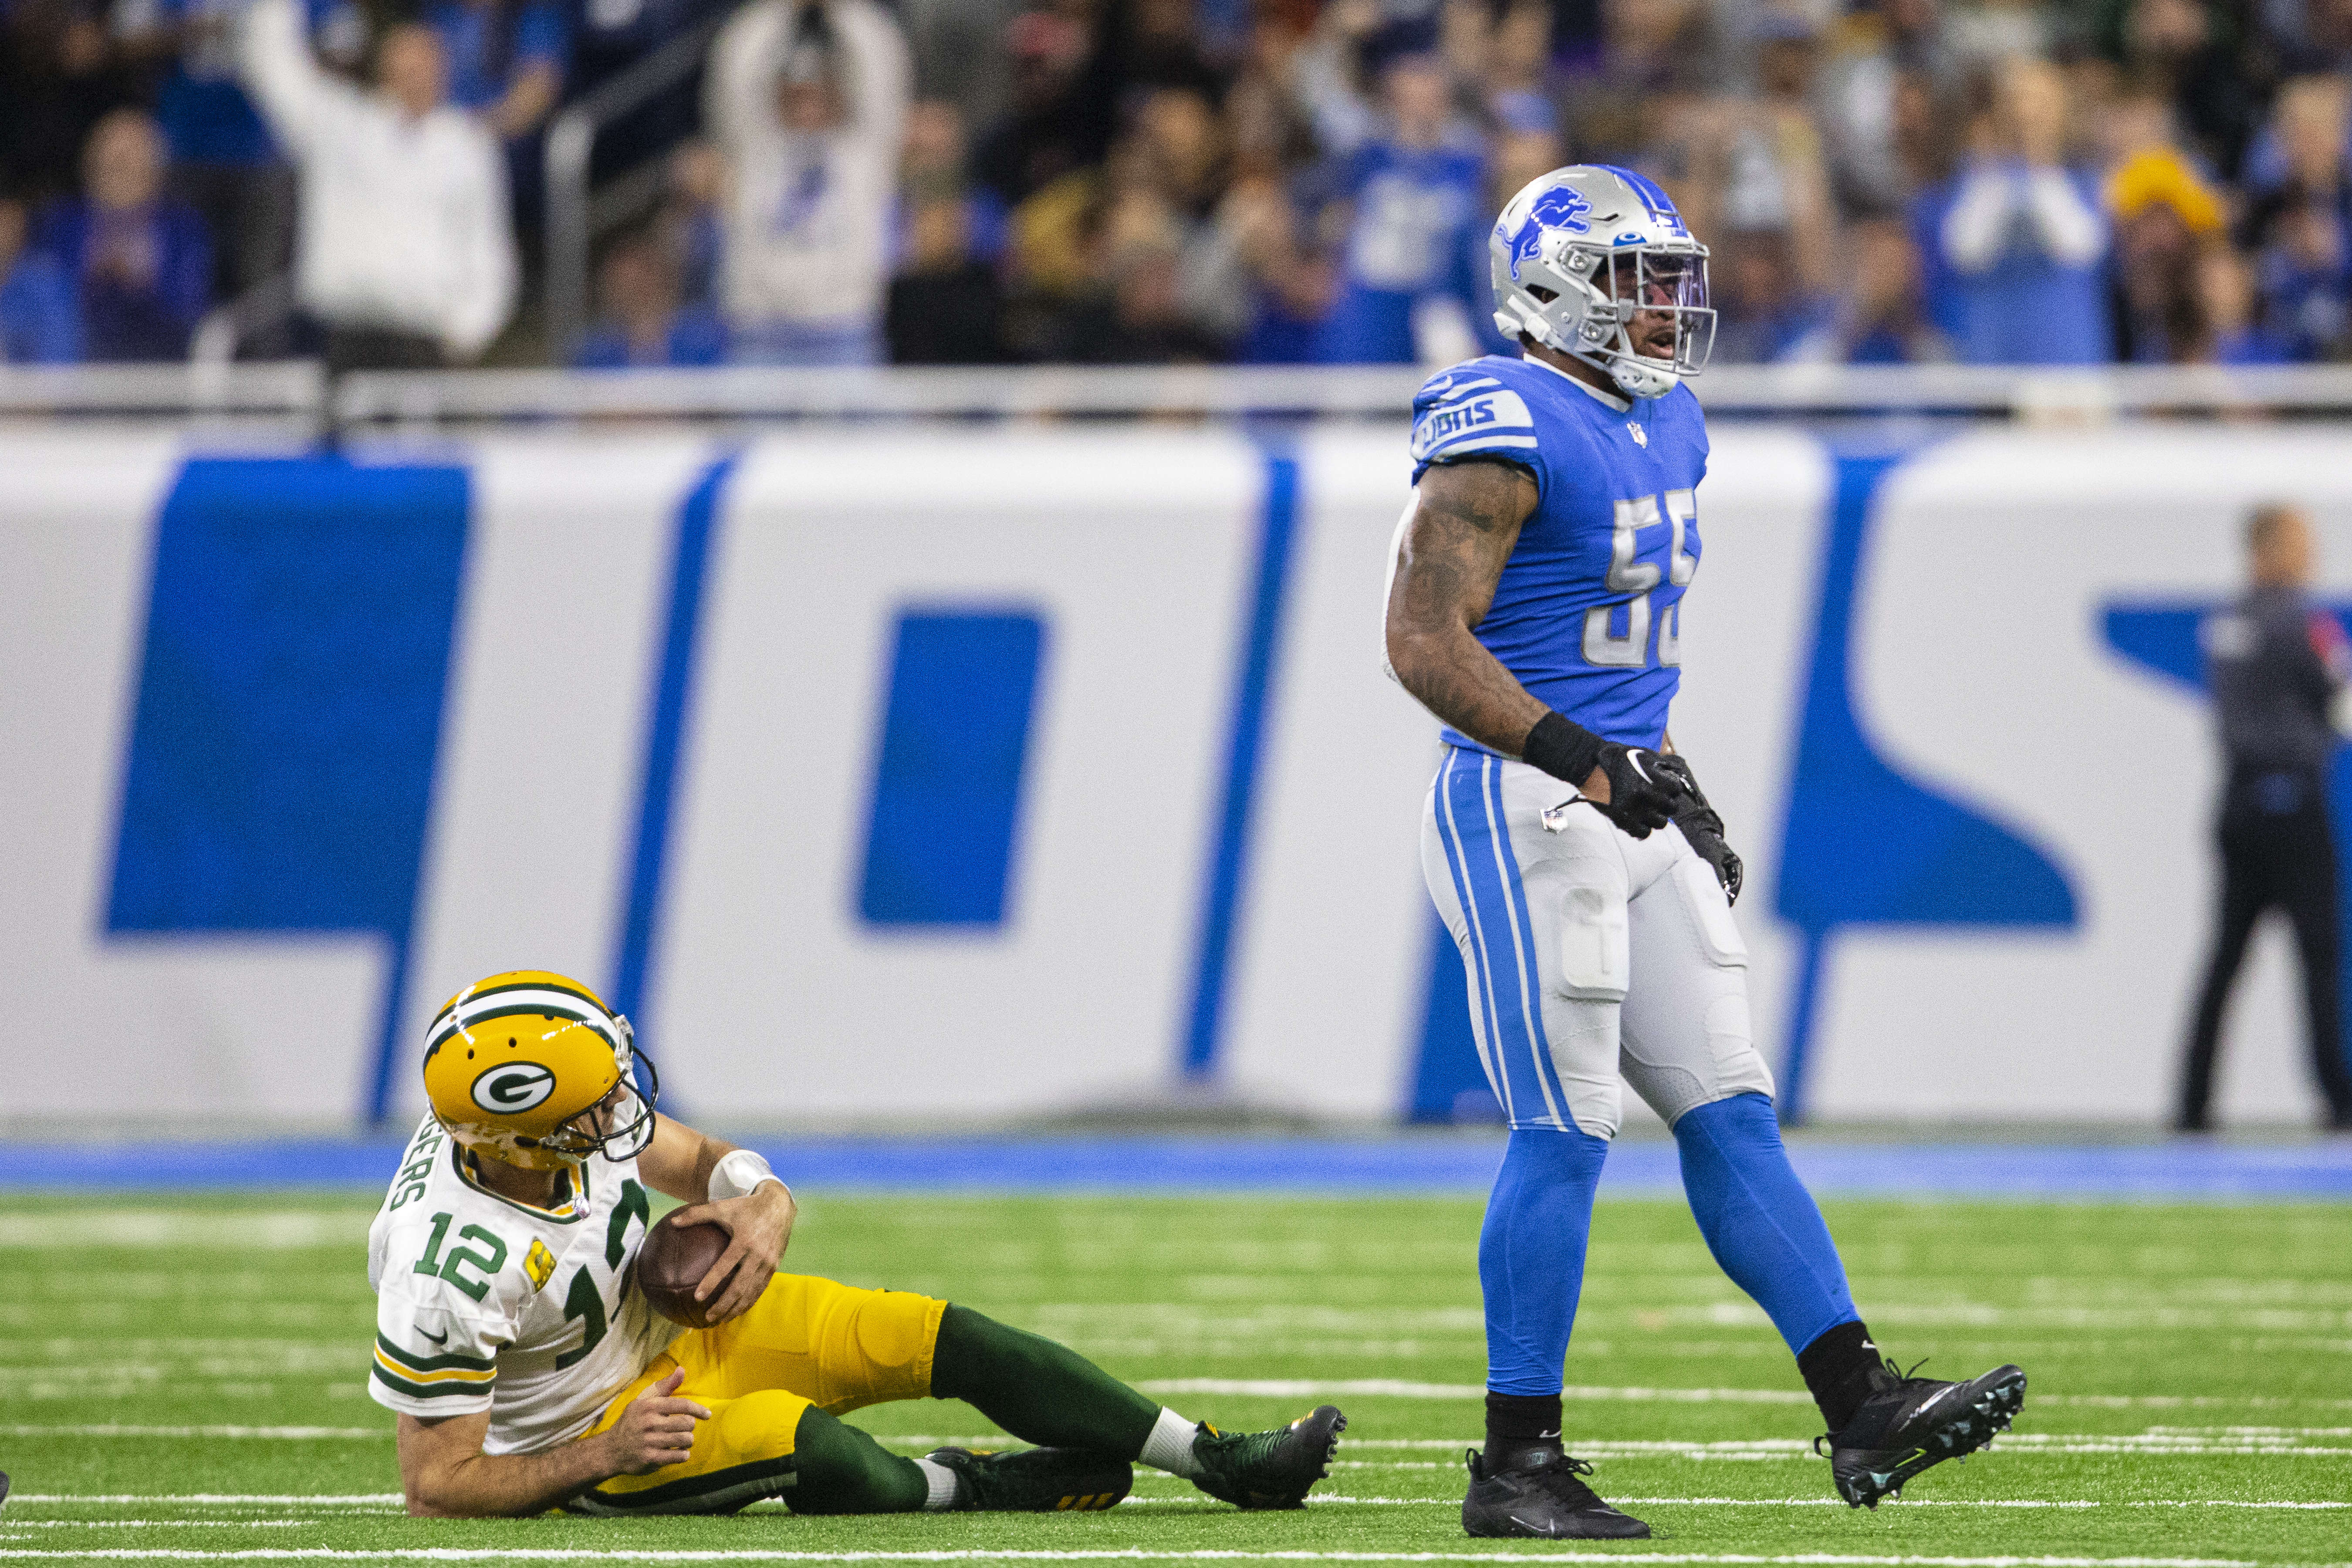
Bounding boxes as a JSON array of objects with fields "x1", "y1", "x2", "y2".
[{"x1": 1421, "y1": 744, "x2": 1774, "y2": 1138}]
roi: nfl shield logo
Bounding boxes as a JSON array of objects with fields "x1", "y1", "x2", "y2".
[{"x1": 1628, "y1": 422, "x2": 1648, "y2": 447}]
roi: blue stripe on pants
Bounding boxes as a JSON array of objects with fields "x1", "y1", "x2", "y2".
[
  {"x1": 1436, "y1": 748, "x2": 1570, "y2": 1131},
  {"x1": 1483, "y1": 752, "x2": 1577, "y2": 1127},
  {"x1": 1434, "y1": 749, "x2": 1514, "y2": 1125}
]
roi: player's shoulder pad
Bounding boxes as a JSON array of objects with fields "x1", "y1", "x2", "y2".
[
  {"x1": 1660, "y1": 380, "x2": 1709, "y2": 451},
  {"x1": 1410, "y1": 358, "x2": 1541, "y2": 470}
]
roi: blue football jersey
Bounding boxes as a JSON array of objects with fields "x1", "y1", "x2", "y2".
[{"x1": 1407, "y1": 352, "x2": 1709, "y2": 750}]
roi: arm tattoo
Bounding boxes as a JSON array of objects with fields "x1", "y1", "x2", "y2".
[{"x1": 1383, "y1": 458, "x2": 1552, "y2": 756}]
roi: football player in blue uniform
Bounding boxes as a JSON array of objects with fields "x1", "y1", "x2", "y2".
[{"x1": 1382, "y1": 166, "x2": 2028, "y2": 1538}]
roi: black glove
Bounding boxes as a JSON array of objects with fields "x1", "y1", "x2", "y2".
[
  {"x1": 1588, "y1": 742, "x2": 1682, "y2": 838},
  {"x1": 1522, "y1": 711, "x2": 1683, "y2": 838},
  {"x1": 1653, "y1": 753, "x2": 1742, "y2": 904}
]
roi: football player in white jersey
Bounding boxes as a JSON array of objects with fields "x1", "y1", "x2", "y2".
[{"x1": 373, "y1": 970, "x2": 1345, "y2": 1517}]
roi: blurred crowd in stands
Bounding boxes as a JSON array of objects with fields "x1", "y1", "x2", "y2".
[{"x1": 8, "y1": 0, "x2": 2352, "y2": 369}]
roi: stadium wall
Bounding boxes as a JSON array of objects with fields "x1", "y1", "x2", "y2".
[{"x1": 2, "y1": 423, "x2": 2347, "y2": 1131}]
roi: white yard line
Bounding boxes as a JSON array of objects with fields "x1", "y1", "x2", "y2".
[
  {"x1": 11, "y1": 1500, "x2": 403, "y2": 1508},
  {"x1": 1136, "y1": 1382, "x2": 2352, "y2": 1412},
  {"x1": 0, "y1": 1548, "x2": 2318, "y2": 1566},
  {"x1": 0, "y1": 1523, "x2": 309, "y2": 1530},
  {"x1": 0, "y1": 1214, "x2": 375, "y2": 1249},
  {"x1": 1588, "y1": 1307, "x2": 2352, "y2": 1333},
  {"x1": 0, "y1": 1426, "x2": 384, "y2": 1440},
  {"x1": 1613, "y1": 1502, "x2": 2348, "y2": 1512},
  {"x1": 2139, "y1": 1427, "x2": 2352, "y2": 1439},
  {"x1": 2131, "y1": 1504, "x2": 2352, "y2": 1511},
  {"x1": 16, "y1": 1495, "x2": 2346, "y2": 1515},
  {"x1": 2044, "y1": 1396, "x2": 2352, "y2": 1411},
  {"x1": 1118, "y1": 1498, "x2": 2321, "y2": 1511},
  {"x1": 1335, "y1": 1447, "x2": 2351, "y2": 1461},
  {"x1": 0, "y1": 1342, "x2": 351, "y2": 1352},
  {"x1": 1139, "y1": 1381, "x2": 1813, "y2": 1404},
  {"x1": 11, "y1": 1426, "x2": 2342, "y2": 1454}
]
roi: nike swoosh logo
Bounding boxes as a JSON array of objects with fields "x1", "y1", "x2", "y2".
[
  {"x1": 1627, "y1": 755, "x2": 1652, "y2": 782},
  {"x1": 419, "y1": 1327, "x2": 449, "y2": 1345}
]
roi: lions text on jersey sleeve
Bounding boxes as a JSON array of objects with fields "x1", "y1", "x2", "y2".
[
  {"x1": 1407, "y1": 352, "x2": 1709, "y2": 750},
  {"x1": 368, "y1": 1115, "x2": 681, "y2": 1456}
]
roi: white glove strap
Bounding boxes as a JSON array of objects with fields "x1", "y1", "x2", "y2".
[{"x1": 709, "y1": 1148, "x2": 787, "y2": 1203}]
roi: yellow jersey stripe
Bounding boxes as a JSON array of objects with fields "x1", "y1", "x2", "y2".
[{"x1": 374, "y1": 1345, "x2": 495, "y2": 1385}]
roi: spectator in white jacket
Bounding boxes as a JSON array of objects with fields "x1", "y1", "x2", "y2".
[
  {"x1": 239, "y1": 0, "x2": 515, "y2": 370},
  {"x1": 706, "y1": 0, "x2": 909, "y2": 365}
]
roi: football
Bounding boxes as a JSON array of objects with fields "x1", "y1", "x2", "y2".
[{"x1": 635, "y1": 1210, "x2": 733, "y2": 1328}]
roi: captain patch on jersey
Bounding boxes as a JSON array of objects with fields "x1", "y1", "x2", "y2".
[{"x1": 1409, "y1": 372, "x2": 1538, "y2": 470}]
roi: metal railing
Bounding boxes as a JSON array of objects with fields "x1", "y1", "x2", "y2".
[
  {"x1": 0, "y1": 362, "x2": 323, "y2": 420},
  {"x1": 334, "y1": 365, "x2": 1428, "y2": 424},
  {"x1": 1687, "y1": 362, "x2": 2352, "y2": 417},
  {"x1": 19, "y1": 362, "x2": 2352, "y2": 429},
  {"x1": 331, "y1": 362, "x2": 2352, "y2": 427},
  {"x1": 543, "y1": 10, "x2": 737, "y2": 361}
]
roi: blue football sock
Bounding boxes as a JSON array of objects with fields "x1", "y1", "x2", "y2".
[
  {"x1": 1479, "y1": 1124, "x2": 1611, "y2": 1395},
  {"x1": 1674, "y1": 1092, "x2": 1859, "y2": 1355}
]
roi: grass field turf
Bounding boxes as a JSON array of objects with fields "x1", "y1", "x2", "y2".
[{"x1": 1, "y1": 1191, "x2": 2347, "y2": 1565}]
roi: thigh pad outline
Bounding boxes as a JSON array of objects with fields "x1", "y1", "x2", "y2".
[
  {"x1": 1673, "y1": 855, "x2": 1748, "y2": 969},
  {"x1": 1557, "y1": 883, "x2": 1630, "y2": 1001}
]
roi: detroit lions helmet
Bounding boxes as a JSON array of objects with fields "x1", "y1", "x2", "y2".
[{"x1": 1490, "y1": 165, "x2": 1713, "y2": 399}]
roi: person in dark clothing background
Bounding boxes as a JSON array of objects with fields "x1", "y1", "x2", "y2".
[{"x1": 2180, "y1": 501, "x2": 2352, "y2": 1133}]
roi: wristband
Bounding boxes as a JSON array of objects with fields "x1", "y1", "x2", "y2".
[
  {"x1": 1521, "y1": 710, "x2": 1603, "y2": 787},
  {"x1": 709, "y1": 1148, "x2": 789, "y2": 1204}
]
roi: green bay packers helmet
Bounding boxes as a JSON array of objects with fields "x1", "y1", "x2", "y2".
[{"x1": 422, "y1": 970, "x2": 659, "y2": 1171}]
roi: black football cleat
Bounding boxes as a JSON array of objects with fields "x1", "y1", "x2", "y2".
[
  {"x1": 0, "y1": 1470, "x2": 10, "y2": 1511},
  {"x1": 923, "y1": 1446, "x2": 1132, "y2": 1512},
  {"x1": 1821, "y1": 1360, "x2": 2027, "y2": 1508},
  {"x1": 1461, "y1": 1446, "x2": 1650, "y2": 1539},
  {"x1": 1190, "y1": 1405, "x2": 1346, "y2": 1509}
]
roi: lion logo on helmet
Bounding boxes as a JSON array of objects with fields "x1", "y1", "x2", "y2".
[{"x1": 1500, "y1": 184, "x2": 1594, "y2": 282}]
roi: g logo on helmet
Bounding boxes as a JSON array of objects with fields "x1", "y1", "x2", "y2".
[{"x1": 471, "y1": 1063, "x2": 557, "y2": 1114}]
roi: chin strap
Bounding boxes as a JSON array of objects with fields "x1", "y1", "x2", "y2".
[{"x1": 1588, "y1": 346, "x2": 1678, "y2": 399}]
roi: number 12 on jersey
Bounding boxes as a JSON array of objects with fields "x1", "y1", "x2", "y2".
[{"x1": 1583, "y1": 489, "x2": 1697, "y2": 669}]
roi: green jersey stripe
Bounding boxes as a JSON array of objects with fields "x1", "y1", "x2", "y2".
[
  {"x1": 372, "y1": 1363, "x2": 497, "y2": 1400},
  {"x1": 375, "y1": 1332, "x2": 496, "y2": 1374}
]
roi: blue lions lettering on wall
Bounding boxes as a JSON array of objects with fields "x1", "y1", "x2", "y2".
[
  {"x1": 1180, "y1": 454, "x2": 1305, "y2": 1081},
  {"x1": 108, "y1": 455, "x2": 470, "y2": 1125},
  {"x1": 1409, "y1": 919, "x2": 1502, "y2": 1123},
  {"x1": 1769, "y1": 449, "x2": 2078, "y2": 1122},
  {"x1": 858, "y1": 609, "x2": 1052, "y2": 927},
  {"x1": 1501, "y1": 186, "x2": 1592, "y2": 281},
  {"x1": 605, "y1": 453, "x2": 741, "y2": 1115}
]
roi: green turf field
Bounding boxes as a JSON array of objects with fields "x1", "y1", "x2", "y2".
[{"x1": 2, "y1": 1190, "x2": 2348, "y2": 1565}]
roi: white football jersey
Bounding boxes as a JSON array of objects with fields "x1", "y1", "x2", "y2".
[{"x1": 367, "y1": 1115, "x2": 682, "y2": 1455}]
